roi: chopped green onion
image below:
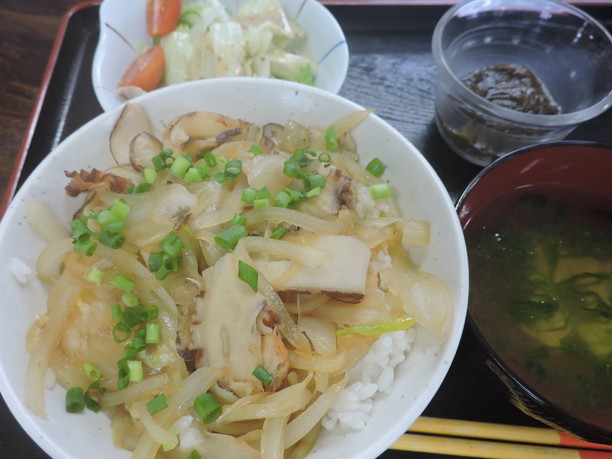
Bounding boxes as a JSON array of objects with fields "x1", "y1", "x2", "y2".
[
  {"x1": 238, "y1": 260, "x2": 258, "y2": 293},
  {"x1": 148, "y1": 251, "x2": 163, "y2": 273},
  {"x1": 84, "y1": 382, "x2": 105, "y2": 413},
  {"x1": 109, "y1": 273, "x2": 134, "y2": 292},
  {"x1": 193, "y1": 392, "x2": 222, "y2": 423},
  {"x1": 270, "y1": 225, "x2": 287, "y2": 240},
  {"x1": 253, "y1": 198, "x2": 270, "y2": 209},
  {"x1": 325, "y1": 126, "x2": 339, "y2": 152},
  {"x1": 122, "y1": 292, "x2": 139, "y2": 308},
  {"x1": 123, "y1": 342, "x2": 138, "y2": 360},
  {"x1": 283, "y1": 151, "x2": 309, "y2": 178},
  {"x1": 128, "y1": 183, "x2": 152, "y2": 194},
  {"x1": 127, "y1": 360, "x2": 143, "y2": 382},
  {"x1": 83, "y1": 362, "x2": 101, "y2": 381},
  {"x1": 202, "y1": 152, "x2": 218, "y2": 167},
  {"x1": 365, "y1": 157, "x2": 385, "y2": 177},
  {"x1": 304, "y1": 173, "x2": 325, "y2": 191},
  {"x1": 336, "y1": 317, "x2": 415, "y2": 337},
  {"x1": 123, "y1": 304, "x2": 149, "y2": 327},
  {"x1": 187, "y1": 450, "x2": 203, "y2": 459},
  {"x1": 113, "y1": 322, "x2": 131, "y2": 343},
  {"x1": 274, "y1": 190, "x2": 292, "y2": 208},
  {"x1": 369, "y1": 183, "x2": 393, "y2": 200},
  {"x1": 252, "y1": 365, "x2": 274, "y2": 387},
  {"x1": 152, "y1": 149, "x2": 174, "y2": 171},
  {"x1": 70, "y1": 218, "x2": 89, "y2": 240},
  {"x1": 143, "y1": 167, "x2": 157, "y2": 184},
  {"x1": 305, "y1": 187, "x2": 321, "y2": 198},
  {"x1": 65, "y1": 387, "x2": 85, "y2": 413},
  {"x1": 106, "y1": 220, "x2": 126, "y2": 234},
  {"x1": 98, "y1": 231, "x2": 126, "y2": 249},
  {"x1": 146, "y1": 394, "x2": 168, "y2": 415},
  {"x1": 184, "y1": 167, "x2": 204, "y2": 183},
  {"x1": 318, "y1": 152, "x2": 331, "y2": 163},
  {"x1": 110, "y1": 198, "x2": 130, "y2": 220},
  {"x1": 117, "y1": 358, "x2": 130, "y2": 390},
  {"x1": 145, "y1": 323, "x2": 161, "y2": 344},
  {"x1": 231, "y1": 214, "x2": 246, "y2": 227},
  {"x1": 226, "y1": 159, "x2": 242, "y2": 176},
  {"x1": 73, "y1": 239, "x2": 97, "y2": 256},
  {"x1": 110, "y1": 303, "x2": 123, "y2": 320},
  {"x1": 170, "y1": 155, "x2": 192, "y2": 178},
  {"x1": 249, "y1": 144, "x2": 264, "y2": 155},
  {"x1": 160, "y1": 232, "x2": 184, "y2": 258},
  {"x1": 86, "y1": 267, "x2": 105, "y2": 286},
  {"x1": 215, "y1": 225, "x2": 248, "y2": 249},
  {"x1": 241, "y1": 187, "x2": 257, "y2": 204}
]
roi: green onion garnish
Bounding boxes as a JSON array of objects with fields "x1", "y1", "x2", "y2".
[
  {"x1": 159, "y1": 232, "x2": 184, "y2": 258},
  {"x1": 128, "y1": 360, "x2": 143, "y2": 382},
  {"x1": 304, "y1": 173, "x2": 325, "y2": 192},
  {"x1": 238, "y1": 260, "x2": 258, "y2": 293},
  {"x1": 145, "y1": 323, "x2": 161, "y2": 344},
  {"x1": 318, "y1": 152, "x2": 331, "y2": 163},
  {"x1": 110, "y1": 303, "x2": 123, "y2": 320},
  {"x1": 122, "y1": 292, "x2": 139, "y2": 308},
  {"x1": 274, "y1": 190, "x2": 292, "y2": 208},
  {"x1": 113, "y1": 322, "x2": 131, "y2": 343},
  {"x1": 253, "y1": 198, "x2": 270, "y2": 209},
  {"x1": 86, "y1": 267, "x2": 105, "y2": 286},
  {"x1": 215, "y1": 225, "x2": 248, "y2": 249},
  {"x1": 252, "y1": 365, "x2": 274, "y2": 387},
  {"x1": 270, "y1": 225, "x2": 287, "y2": 240},
  {"x1": 170, "y1": 155, "x2": 192, "y2": 178},
  {"x1": 109, "y1": 273, "x2": 134, "y2": 292},
  {"x1": 146, "y1": 394, "x2": 168, "y2": 415},
  {"x1": 84, "y1": 382, "x2": 105, "y2": 413},
  {"x1": 83, "y1": 362, "x2": 101, "y2": 381},
  {"x1": 193, "y1": 392, "x2": 222, "y2": 423},
  {"x1": 202, "y1": 152, "x2": 218, "y2": 167},
  {"x1": 65, "y1": 387, "x2": 85, "y2": 413},
  {"x1": 369, "y1": 183, "x2": 393, "y2": 200},
  {"x1": 187, "y1": 450, "x2": 203, "y2": 459},
  {"x1": 152, "y1": 149, "x2": 175, "y2": 171},
  {"x1": 325, "y1": 126, "x2": 339, "y2": 152},
  {"x1": 143, "y1": 167, "x2": 157, "y2": 184},
  {"x1": 249, "y1": 144, "x2": 264, "y2": 155},
  {"x1": 365, "y1": 157, "x2": 385, "y2": 177}
]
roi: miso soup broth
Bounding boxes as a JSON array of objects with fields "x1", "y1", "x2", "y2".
[{"x1": 466, "y1": 184, "x2": 612, "y2": 429}]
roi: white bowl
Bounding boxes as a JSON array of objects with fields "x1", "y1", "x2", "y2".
[
  {"x1": 92, "y1": 0, "x2": 349, "y2": 112},
  {"x1": 0, "y1": 78, "x2": 468, "y2": 458}
]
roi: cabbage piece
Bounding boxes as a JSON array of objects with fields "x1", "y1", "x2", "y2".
[
  {"x1": 161, "y1": 25, "x2": 193, "y2": 85},
  {"x1": 237, "y1": 0, "x2": 302, "y2": 45},
  {"x1": 269, "y1": 49, "x2": 316, "y2": 82}
]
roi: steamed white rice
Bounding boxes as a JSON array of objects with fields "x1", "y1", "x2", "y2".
[{"x1": 322, "y1": 327, "x2": 417, "y2": 432}]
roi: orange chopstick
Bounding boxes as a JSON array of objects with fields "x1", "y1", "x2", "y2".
[
  {"x1": 408, "y1": 417, "x2": 612, "y2": 451},
  {"x1": 392, "y1": 433, "x2": 612, "y2": 459}
]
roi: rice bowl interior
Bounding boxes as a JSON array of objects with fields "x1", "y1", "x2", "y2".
[{"x1": 0, "y1": 78, "x2": 468, "y2": 458}]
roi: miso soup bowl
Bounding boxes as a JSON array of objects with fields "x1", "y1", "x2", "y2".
[{"x1": 457, "y1": 142, "x2": 612, "y2": 444}]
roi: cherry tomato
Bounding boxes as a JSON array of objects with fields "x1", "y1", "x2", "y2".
[
  {"x1": 147, "y1": 0, "x2": 182, "y2": 39},
  {"x1": 118, "y1": 45, "x2": 165, "y2": 92}
]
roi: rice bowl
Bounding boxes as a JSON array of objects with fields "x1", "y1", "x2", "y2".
[{"x1": 0, "y1": 78, "x2": 468, "y2": 458}]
